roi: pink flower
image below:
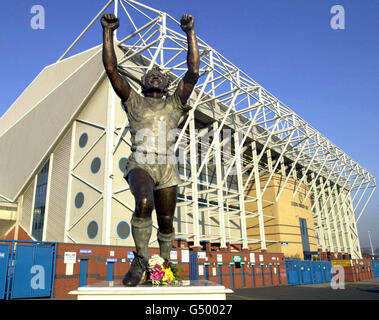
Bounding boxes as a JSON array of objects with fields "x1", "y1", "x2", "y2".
[
  {"x1": 154, "y1": 264, "x2": 162, "y2": 271},
  {"x1": 150, "y1": 270, "x2": 161, "y2": 280}
]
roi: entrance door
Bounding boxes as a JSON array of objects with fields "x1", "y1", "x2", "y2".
[
  {"x1": 107, "y1": 262, "x2": 114, "y2": 281},
  {"x1": 299, "y1": 218, "x2": 311, "y2": 260},
  {"x1": 189, "y1": 252, "x2": 198, "y2": 280},
  {"x1": 79, "y1": 259, "x2": 88, "y2": 287}
]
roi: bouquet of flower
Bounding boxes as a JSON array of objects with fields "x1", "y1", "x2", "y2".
[{"x1": 147, "y1": 254, "x2": 183, "y2": 286}]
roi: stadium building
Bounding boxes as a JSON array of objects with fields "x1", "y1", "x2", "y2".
[{"x1": 0, "y1": 0, "x2": 376, "y2": 265}]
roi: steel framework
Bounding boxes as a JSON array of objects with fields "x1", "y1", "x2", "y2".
[{"x1": 59, "y1": 0, "x2": 375, "y2": 258}]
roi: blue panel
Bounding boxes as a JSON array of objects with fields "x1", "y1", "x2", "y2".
[
  {"x1": 285, "y1": 260, "x2": 300, "y2": 285},
  {"x1": 251, "y1": 266, "x2": 255, "y2": 288},
  {"x1": 323, "y1": 261, "x2": 332, "y2": 282},
  {"x1": 285, "y1": 259, "x2": 333, "y2": 286},
  {"x1": 269, "y1": 265, "x2": 273, "y2": 285},
  {"x1": 32, "y1": 246, "x2": 53, "y2": 298},
  {"x1": 79, "y1": 260, "x2": 88, "y2": 287},
  {"x1": 107, "y1": 262, "x2": 114, "y2": 281},
  {"x1": 241, "y1": 264, "x2": 245, "y2": 287},
  {"x1": 373, "y1": 261, "x2": 379, "y2": 278},
  {"x1": 300, "y1": 261, "x2": 312, "y2": 284},
  {"x1": 230, "y1": 265, "x2": 234, "y2": 289},
  {"x1": 311, "y1": 262, "x2": 322, "y2": 284},
  {"x1": 189, "y1": 253, "x2": 198, "y2": 280},
  {"x1": 11, "y1": 245, "x2": 35, "y2": 299},
  {"x1": 0, "y1": 244, "x2": 10, "y2": 299},
  {"x1": 204, "y1": 265, "x2": 209, "y2": 281}
]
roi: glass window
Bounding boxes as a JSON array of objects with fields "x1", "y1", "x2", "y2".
[
  {"x1": 75, "y1": 192, "x2": 85, "y2": 209},
  {"x1": 117, "y1": 221, "x2": 130, "y2": 239},
  {"x1": 91, "y1": 157, "x2": 101, "y2": 174},
  {"x1": 31, "y1": 160, "x2": 50, "y2": 241},
  {"x1": 87, "y1": 221, "x2": 98, "y2": 239},
  {"x1": 119, "y1": 157, "x2": 128, "y2": 173},
  {"x1": 79, "y1": 133, "x2": 88, "y2": 148}
]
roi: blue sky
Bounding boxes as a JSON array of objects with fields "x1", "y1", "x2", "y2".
[{"x1": 0, "y1": 0, "x2": 378, "y2": 249}]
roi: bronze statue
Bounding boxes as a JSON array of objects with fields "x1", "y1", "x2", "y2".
[{"x1": 101, "y1": 13, "x2": 199, "y2": 286}]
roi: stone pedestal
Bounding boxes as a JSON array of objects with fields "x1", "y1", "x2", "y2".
[{"x1": 69, "y1": 280, "x2": 233, "y2": 300}]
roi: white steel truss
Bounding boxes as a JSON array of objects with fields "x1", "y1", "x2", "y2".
[{"x1": 59, "y1": 0, "x2": 375, "y2": 257}]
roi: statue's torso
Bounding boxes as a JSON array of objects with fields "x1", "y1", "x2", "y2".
[{"x1": 122, "y1": 90, "x2": 187, "y2": 155}]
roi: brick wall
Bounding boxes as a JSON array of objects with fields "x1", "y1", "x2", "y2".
[
  {"x1": 332, "y1": 259, "x2": 374, "y2": 283},
  {"x1": 53, "y1": 242, "x2": 287, "y2": 298}
]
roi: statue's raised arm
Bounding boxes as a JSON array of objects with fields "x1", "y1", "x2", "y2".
[
  {"x1": 101, "y1": 14, "x2": 132, "y2": 102},
  {"x1": 175, "y1": 14, "x2": 200, "y2": 105}
]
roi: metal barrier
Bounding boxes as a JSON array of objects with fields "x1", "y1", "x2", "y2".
[
  {"x1": 285, "y1": 259, "x2": 332, "y2": 285},
  {"x1": 0, "y1": 240, "x2": 57, "y2": 300},
  {"x1": 372, "y1": 260, "x2": 379, "y2": 278}
]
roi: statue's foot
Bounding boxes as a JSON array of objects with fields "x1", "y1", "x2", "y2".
[{"x1": 122, "y1": 253, "x2": 148, "y2": 286}]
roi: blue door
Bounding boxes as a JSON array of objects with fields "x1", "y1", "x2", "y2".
[
  {"x1": 373, "y1": 261, "x2": 379, "y2": 277},
  {"x1": 33, "y1": 246, "x2": 54, "y2": 297},
  {"x1": 285, "y1": 260, "x2": 300, "y2": 285},
  {"x1": 300, "y1": 261, "x2": 312, "y2": 284},
  {"x1": 241, "y1": 264, "x2": 245, "y2": 287},
  {"x1": 11, "y1": 244, "x2": 54, "y2": 299},
  {"x1": 189, "y1": 252, "x2": 198, "y2": 280},
  {"x1": 79, "y1": 259, "x2": 88, "y2": 287},
  {"x1": 268, "y1": 265, "x2": 273, "y2": 285},
  {"x1": 218, "y1": 264, "x2": 222, "y2": 284},
  {"x1": 0, "y1": 244, "x2": 10, "y2": 299},
  {"x1": 251, "y1": 265, "x2": 255, "y2": 288},
  {"x1": 311, "y1": 262, "x2": 323, "y2": 284},
  {"x1": 11, "y1": 245, "x2": 34, "y2": 299},
  {"x1": 322, "y1": 261, "x2": 332, "y2": 282},
  {"x1": 107, "y1": 262, "x2": 114, "y2": 281},
  {"x1": 230, "y1": 264, "x2": 234, "y2": 288}
]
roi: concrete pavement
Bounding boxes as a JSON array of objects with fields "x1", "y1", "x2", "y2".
[{"x1": 227, "y1": 277, "x2": 379, "y2": 300}]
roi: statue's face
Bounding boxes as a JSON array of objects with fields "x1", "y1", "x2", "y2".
[{"x1": 142, "y1": 69, "x2": 169, "y2": 96}]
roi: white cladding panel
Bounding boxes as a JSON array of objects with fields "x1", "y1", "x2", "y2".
[
  {"x1": 45, "y1": 128, "x2": 72, "y2": 242},
  {"x1": 20, "y1": 180, "x2": 34, "y2": 233},
  {"x1": 0, "y1": 48, "x2": 104, "y2": 201}
]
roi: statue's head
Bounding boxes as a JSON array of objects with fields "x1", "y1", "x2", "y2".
[{"x1": 141, "y1": 66, "x2": 170, "y2": 97}]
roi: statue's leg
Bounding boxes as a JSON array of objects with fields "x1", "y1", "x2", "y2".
[
  {"x1": 154, "y1": 185, "x2": 177, "y2": 261},
  {"x1": 123, "y1": 168, "x2": 155, "y2": 286}
]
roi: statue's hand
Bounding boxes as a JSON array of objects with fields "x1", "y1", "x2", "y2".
[
  {"x1": 180, "y1": 14, "x2": 194, "y2": 33},
  {"x1": 101, "y1": 13, "x2": 119, "y2": 31}
]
